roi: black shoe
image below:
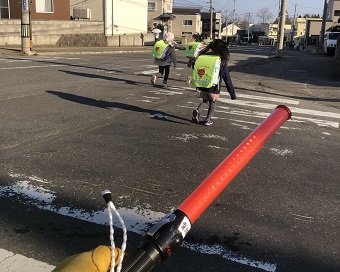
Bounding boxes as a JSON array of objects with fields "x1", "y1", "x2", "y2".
[{"x1": 192, "y1": 110, "x2": 199, "y2": 123}]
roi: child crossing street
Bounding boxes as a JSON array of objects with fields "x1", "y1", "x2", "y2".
[
  {"x1": 191, "y1": 39, "x2": 237, "y2": 126},
  {"x1": 151, "y1": 32, "x2": 177, "y2": 88}
]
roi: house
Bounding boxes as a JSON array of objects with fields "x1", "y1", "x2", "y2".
[
  {"x1": 4, "y1": 0, "x2": 148, "y2": 36},
  {"x1": 6, "y1": 0, "x2": 70, "y2": 20},
  {"x1": 147, "y1": 0, "x2": 174, "y2": 31},
  {"x1": 268, "y1": 18, "x2": 292, "y2": 42},
  {"x1": 70, "y1": 0, "x2": 148, "y2": 35},
  {"x1": 304, "y1": 0, "x2": 340, "y2": 44},
  {"x1": 102, "y1": 0, "x2": 148, "y2": 35},
  {"x1": 1, "y1": 0, "x2": 151, "y2": 46},
  {"x1": 250, "y1": 24, "x2": 269, "y2": 43},
  {"x1": 171, "y1": 7, "x2": 202, "y2": 37},
  {"x1": 292, "y1": 17, "x2": 307, "y2": 43},
  {"x1": 305, "y1": 18, "x2": 323, "y2": 45},
  {"x1": 327, "y1": 0, "x2": 340, "y2": 25},
  {"x1": 200, "y1": 11, "x2": 222, "y2": 39},
  {"x1": 221, "y1": 23, "x2": 241, "y2": 39},
  {"x1": 70, "y1": 0, "x2": 102, "y2": 21}
]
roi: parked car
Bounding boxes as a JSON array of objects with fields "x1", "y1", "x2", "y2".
[{"x1": 323, "y1": 32, "x2": 340, "y2": 56}]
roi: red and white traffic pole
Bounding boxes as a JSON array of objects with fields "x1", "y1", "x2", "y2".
[
  {"x1": 105, "y1": 105, "x2": 292, "y2": 272},
  {"x1": 179, "y1": 105, "x2": 291, "y2": 223}
]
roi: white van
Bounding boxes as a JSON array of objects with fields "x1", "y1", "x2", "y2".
[{"x1": 323, "y1": 32, "x2": 340, "y2": 56}]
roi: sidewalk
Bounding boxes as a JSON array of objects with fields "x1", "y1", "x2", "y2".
[
  {"x1": 0, "y1": 45, "x2": 154, "y2": 57},
  {"x1": 231, "y1": 47, "x2": 340, "y2": 110}
]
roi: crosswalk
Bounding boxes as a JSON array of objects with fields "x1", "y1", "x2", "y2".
[
  {"x1": 1, "y1": 56, "x2": 338, "y2": 130},
  {"x1": 139, "y1": 84, "x2": 340, "y2": 130}
]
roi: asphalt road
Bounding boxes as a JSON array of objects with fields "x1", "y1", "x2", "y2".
[{"x1": 0, "y1": 46, "x2": 339, "y2": 272}]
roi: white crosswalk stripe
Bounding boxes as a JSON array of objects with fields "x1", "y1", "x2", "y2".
[
  {"x1": 145, "y1": 85, "x2": 339, "y2": 129},
  {"x1": 236, "y1": 94, "x2": 300, "y2": 105},
  {"x1": 0, "y1": 56, "x2": 81, "y2": 62}
]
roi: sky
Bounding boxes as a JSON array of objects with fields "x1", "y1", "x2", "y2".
[{"x1": 174, "y1": 0, "x2": 325, "y2": 23}]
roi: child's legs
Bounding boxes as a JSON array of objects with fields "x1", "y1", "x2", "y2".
[
  {"x1": 197, "y1": 100, "x2": 209, "y2": 113},
  {"x1": 158, "y1": 66, "x2": 165, "y2": 76},
  {"x1": 206, "y1": 100, "x2": 216, "y2": 120},
  {"x1": 163, "y1": 65, "x2": 170, "y2": 83}
]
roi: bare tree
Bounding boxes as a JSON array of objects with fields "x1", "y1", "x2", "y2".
[
  {"x1": 236, "y1": 14, "x2": 252, "y2": 30},
  {"x1": 256, "y1": 8, "x2": 273, "y2": 24}
]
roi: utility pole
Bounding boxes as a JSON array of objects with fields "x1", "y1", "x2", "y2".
[
  {"x1": 21, "y1": 0, "x2": 31, "y2": 54},
  {"x1": 291, "y1": 3, "x2": 297, "y2": 42},
  {"x1": 276, "y1": 0, "x2": 287, "y2": 57},
  {"x1": 210, "y1": 0, "x2": 213, "y2": 39},
  {"x1": 247, "y1": 12, "x2": 251, "y2": 42},
  {"x1": 225, "y1": 9, "x2": 228, "y2": 39},
  {"x1": 232, "y1": 0, "x2": 236, "y2": 42},
  {"x1": 320, "y1": 0, "x2": 329, "y2": 50}
]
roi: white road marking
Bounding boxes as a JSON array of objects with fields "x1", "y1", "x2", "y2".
[
  {"x1": 180, "y1": 104, "x2": 339, "y2": 129},
  {"x1": 134, "y1": 69, "x2": 158, "y2": 75},
  {"x1": 218, "y1": 98, "x2": 340, "y2": 119},
  {"x1": 304, "y1": 83, "x2": 313, "y2": 94},
  {"x1": 268, "y1": 148, "x2": 293, "y2": 156},
  {"x1": 0, "y1": 173, "x2": 277, "y2": 271},
  {"x1": 231, "y1": 93, "x2": 300, "y2": 105},
  {"x1": 207, "y1": 145, "x2": 229, "y2": 150},
  {"x1": 142, "y1": 96, "x2": 160, "y2": 100},
  {"x1": 150, "y1": 89, "x2": 183, "y2": 95},
  {"x1": 0, "y1": 57, "x2": 81, "y2": 62},
  {"x1": 293, "y1": 116, "x2": 338, "y2": 128},
  {"x1": 0, "y1": 249, "x2": 55, "y2": 272},
  {"x1": 0, "y1": 64, "x2": 65, "y2": 70},
  {"x1": 182, "y1": 241, "x2": 276, "y2": 272},
  {"x1": 231, "y1": 122, "x2": 253, "y2": 130}
]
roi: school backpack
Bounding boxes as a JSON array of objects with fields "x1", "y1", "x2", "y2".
[
  {"x1": 192, "y1": 55, "x2": 221, "y2": 88},
  {"x1": 152, "y1": 40, "x2": 170, "y2": 60},
  {"x1": 185, "y1": 42, "x2": 206, "y2": 58}
]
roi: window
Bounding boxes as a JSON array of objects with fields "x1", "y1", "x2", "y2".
[
  {"x1": 148, "y1": 2, "x2": 156, "y2": 11},
  {"x1": 334, "y1": 10, "x2": 340, "y2": 16},
  {"x1": 36, "y1": 0, "x2": 53, "y2": 13},
  {"x1": 329, "y1": 33, "x2": 340, "y2": 40},
  {"x1": 165, "y1": 3, "x2": 171, "y2": 12},
  {"x1": 183, "y1": 20, "x2": 192, "y2": 26},
  {"x1": 0, "y1": 0, "x2": 9, "y2": 18},
  {"x1": 182, "y1": 32, "x2": 192, "y2": 35}
]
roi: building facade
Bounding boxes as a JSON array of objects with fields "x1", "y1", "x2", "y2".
[
  {"x1": 70, "y1": 0, "x2": 103, "y2": 21},
  {"x1": 147, "y1": 0, "x2": 173, "y2": 30},
  {"x1": 200, "y1": 12, "x2": 222, "y2": 39},
  {"x1": 292, "y1": 17, "x2": 307, "y2": 43},
  {"x1": 327, "y1": 0, "x2": 340, "y2": 24},
  {"x1": 268, "y1": 19, "x2": 292, "y2": 42},
  {"x1": 7, "y1": 0, "x2": 70, "y2": 20},
  {"x1": 171, "y1": 7, "x2": 201, "y2": 37}
]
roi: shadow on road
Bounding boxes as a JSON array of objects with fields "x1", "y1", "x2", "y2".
[{"x1": 46, "y1": 90, "x2": 190, "y2": 125}]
